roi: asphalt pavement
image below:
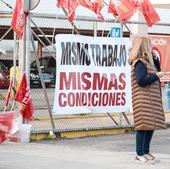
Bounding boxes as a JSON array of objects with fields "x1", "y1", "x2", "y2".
[{"x1": 0, "y1": 128, "x2": 170, "y2": 169}]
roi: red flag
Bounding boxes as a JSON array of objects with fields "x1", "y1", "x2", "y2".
[
  {"x1": 78, "y1": 0, "x2": 105, "y2": 21},
  {"x1": 4, "y1": 78, "x2": 14, "y2": 110},
  {"x1": 56, "y1": 0, "x2": 78, "y2": 23},
  {"x1": 0, "y1": 112, "x2": 15, "y2": 133},
  {"x1": 129, "y1": 0, "x2": 143, "y2": 7},
  {"x1": 108, "y1": 0, "x2": 118, "y2": 15},
  {"x1": 93, "y1": 0, "x2": 105, "y2": 21},
  {"x1": 0, "y1": 131, "x2": 6, "y2": 143},
  {"x1": 11, "y1": 0, "x2": 25, "y2": 39},
  {"x1": 0, "y1": 112, "x2": 15, "y2": 143},
  {"x1": 111, "y1": 0, "x2": 137, "y2": 21},
  {"x1": 56, "y1": 0, "x2": 68, "y2": 8},
  {"x1": 78, "y1": 0, "x2": 93, "y2": 10},
  {"x1": 14, "y1": 73, "x2": 35, "y2": 120},
  {"x1": 141, "y1": 0, "x2": 160, "y2": 27},
  {"x1": 68, "y1": 0, "x2": 78, "y2": 23}
]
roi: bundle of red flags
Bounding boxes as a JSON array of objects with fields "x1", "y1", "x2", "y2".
[
  {"x1": 56, "y1": 0, "x2": 160, "y2": 27},
  {"x1": 11, "y1": 0, "x2": 160, "y2": 37},
  {"x1": 0, "y1": 112, "x2": 15, "y2": 143},
  {"x1": 14, "y1": 72, "x2": 35, "y2": 121}
]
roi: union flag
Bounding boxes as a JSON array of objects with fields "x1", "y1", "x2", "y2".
[
  {"x1": 109, "y1": 0, "x2": 137, "y2": 21},
  {"x1": 11, "y1": 0, "x2": 25, "y2": 39},
  {"x1": 14, "y1": 72, "x2": 35, "y2": 120},
  {"x1": 141, "y1": 0, "x2": 160, "y2": 27},
  {"x1": 78, "y1": 0, "x2": 105, "y2": 20},
  {"x1": 56, "y1": 0, "x2": 78, "y2": 23}
]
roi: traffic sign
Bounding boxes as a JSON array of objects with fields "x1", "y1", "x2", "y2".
[{"x1": 24, "y1": 0, "x2": 40, "y2": 12}]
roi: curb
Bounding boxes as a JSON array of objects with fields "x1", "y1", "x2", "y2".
[
  {"x1": 30, "y1": 127, "x2": 134, "y2": 141},
  {"x1": 30, "y1": 122, "x2": 170, "y2": 141}
]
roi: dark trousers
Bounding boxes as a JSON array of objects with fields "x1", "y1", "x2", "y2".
[{"x1": 136, "y1": 130, "x2": 154, "y2": 156}]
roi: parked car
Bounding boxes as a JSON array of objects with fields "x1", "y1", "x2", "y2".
[
  {"x1": 30, "y1": 67, "x2": 55, "y2": 88},
  {"x1": 0, "y1": 61, "x2": 10, "y2": 89},
  {"x1": 31, "y1": 56, "x2": 56, "y2": 80},
  {"x1": 30, "y1": 68, "x2": 40, "y2": 87}
]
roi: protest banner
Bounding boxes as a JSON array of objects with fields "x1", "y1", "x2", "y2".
[{"x1": 53, "y1": 35, "x2": 131, "y2": 114}]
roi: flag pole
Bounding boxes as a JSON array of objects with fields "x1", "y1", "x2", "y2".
[
  {"x1": 25, "y1": 12, "x2": 31, "y2": 86},
  {"x1": 30, "y1": 34, "x2": 60, "y2": 139},
  {"x1": 11, "y1": 32, "x2": 18, "y2": 112}
]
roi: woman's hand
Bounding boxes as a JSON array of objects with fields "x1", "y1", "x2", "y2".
[{"x1": 156, "y1": 72, "x2": 166, "y2": 78}]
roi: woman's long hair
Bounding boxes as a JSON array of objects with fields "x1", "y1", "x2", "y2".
[{"x1": 128, "y1": 36, "x2": 154, "y2": 65}]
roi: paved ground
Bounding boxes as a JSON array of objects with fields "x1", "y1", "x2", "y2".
[{"x1": 0, "y1": 128, "x2": 170, "y2": 169}]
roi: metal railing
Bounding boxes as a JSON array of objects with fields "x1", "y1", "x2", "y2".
[{"x1": 0, "y1": 13, "x2": 170, "y2": 135}]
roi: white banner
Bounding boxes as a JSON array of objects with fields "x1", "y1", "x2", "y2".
[{"x1": 53, "y1": 34, "x2": 131, "y2": 114}]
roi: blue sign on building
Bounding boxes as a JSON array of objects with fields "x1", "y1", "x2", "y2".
[{"x1": 110, "y1": 27, "x2": 122, "y2": 37}]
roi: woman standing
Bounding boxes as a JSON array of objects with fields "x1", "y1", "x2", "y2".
[{"x1": 128, "y1": 36, "x2": 166, "y2": 164}]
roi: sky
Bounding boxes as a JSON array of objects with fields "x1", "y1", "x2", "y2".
[{"x1": 0, "y1": 0, "x2": 170, "y2": 23}]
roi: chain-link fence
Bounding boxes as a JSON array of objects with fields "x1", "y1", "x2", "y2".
[{"x1": 0, "y1": 12, "x2": 170, "y2": 135}]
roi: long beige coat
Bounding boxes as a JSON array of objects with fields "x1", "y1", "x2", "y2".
[{"x1": 131, "y1": 58, "x2": 166, "y2": 130}]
